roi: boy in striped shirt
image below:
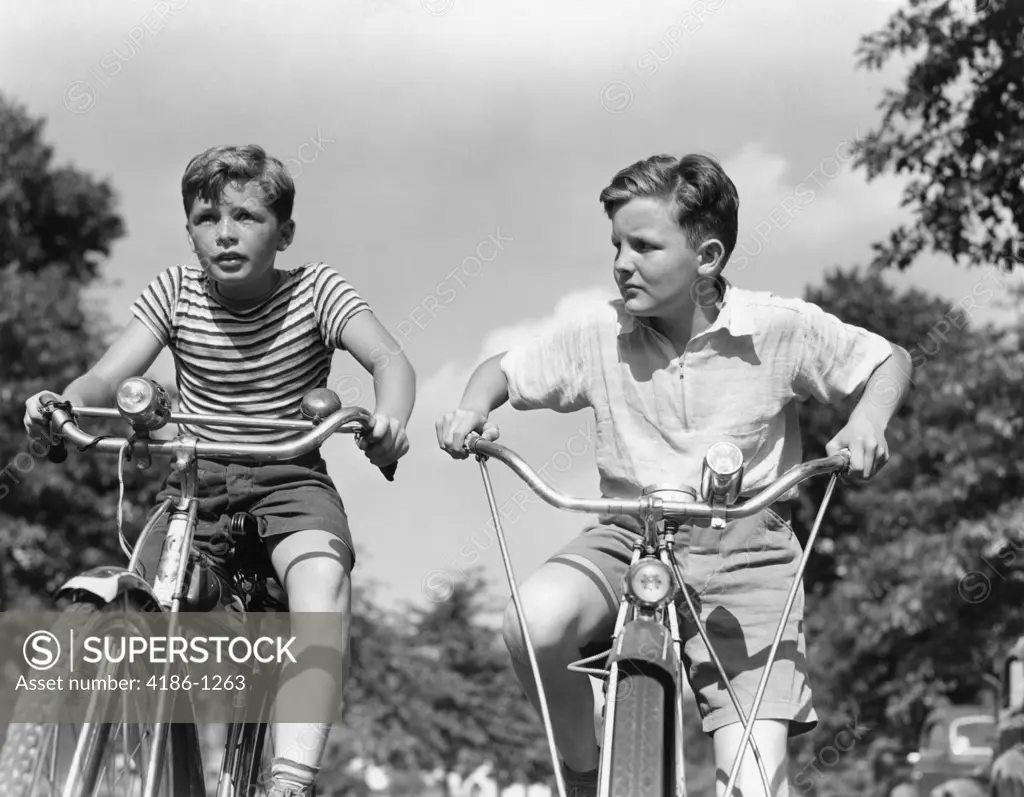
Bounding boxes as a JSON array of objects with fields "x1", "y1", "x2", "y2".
[{"x1": 24, "y1": 144, "x2": 416, "y2": 796}]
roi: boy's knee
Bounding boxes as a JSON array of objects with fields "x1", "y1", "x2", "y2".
[
  {"x1": 286, "y1": 559, "x2": 350, "y2": 612},
  {"x1": 501, "y1": 591, "x2": 576, "y2": 663}
]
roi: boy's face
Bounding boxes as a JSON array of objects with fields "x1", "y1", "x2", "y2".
[
  {"x1": 185, "y1": 180, "x2": 294, "y2": 289},
  {"x1": 610, "y1": 196, "x2": 722, "y2": 319}
]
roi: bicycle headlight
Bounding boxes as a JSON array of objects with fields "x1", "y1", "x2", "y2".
[
  {"x1": 700, "y1": 442, "x2": 744, "y2": 505},
  {"x1": 625, "y1": 560, "x2": 674, "y2": 608},
  {"x1": 115, "y1": 377, "x2": 171, "y2": 430}
]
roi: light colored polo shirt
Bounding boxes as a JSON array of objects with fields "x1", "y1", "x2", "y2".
[{"x1": 500, "y1": 278, "x2": 893, "y2": 526}]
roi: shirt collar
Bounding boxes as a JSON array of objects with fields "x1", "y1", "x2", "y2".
[{"x1": 617, "y1": 275, "x2": 757, "y2": 338}]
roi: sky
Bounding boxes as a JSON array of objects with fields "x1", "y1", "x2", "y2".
[{"x1": 3, "y1": 0, "x2": 1019, "y2": 619}]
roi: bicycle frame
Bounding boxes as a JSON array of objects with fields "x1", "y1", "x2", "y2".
[
  {"x1": 50, "y1": 437, "x2": 212, "y2": 797},
  {"x1": 465, "y1": 436, "x2": 849, "y2": 797},
  {"x1": 38, "y1": 379, "x2": 386, "y2": 797}
]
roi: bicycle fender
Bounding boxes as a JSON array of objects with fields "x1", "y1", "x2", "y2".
[
  {"x1": 607, "y1": 618, "x2": 679, "y2": 684},
  {"x1": 55, "y1": 565, "x2": 161, "y2": 609}
]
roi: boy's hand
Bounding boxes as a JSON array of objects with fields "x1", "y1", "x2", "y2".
[
  {"x1": 358, "y1": 414, "x2": 409, "y2": 467},
  {"x1": 435, "y1": 408, "x2": 499, "y2": 459},
  {"x1": 826, "y1": 415, "x2": 889, "y2": 480},
  {"x1": 23, "y1": 390, "x2": 62, "y2": 441}
]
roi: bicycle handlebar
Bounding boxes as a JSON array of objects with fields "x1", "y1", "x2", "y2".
[
  {"x1": 465, "y1": 437, "x2": 849, "y2": 521},
  {"x1": 44, "y1": 403, "x2": 398, "y2": 481}
]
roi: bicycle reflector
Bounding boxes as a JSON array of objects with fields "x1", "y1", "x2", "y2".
[
  {"x1": 700, "y1": 442, "x2": 744, "y2": 505},
  {"x1": 115, "y1": 377, "x2": 172, "y2": 430},
  {"x1": 625, "y1": 559, "x2": 674, "y2": 608}
]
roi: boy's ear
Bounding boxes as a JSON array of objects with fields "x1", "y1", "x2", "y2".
[
  {"x1": 277, "y1": 219, "x2": 296, "y2": 251},
  {"x1": 696, "y1": 238, "x2": 726, "y2": 277},
  {"x1": 185, "y1": 227, "x2": 197, "y2": 255}
]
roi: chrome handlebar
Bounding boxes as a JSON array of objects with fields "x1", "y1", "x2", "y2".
[
  {"x1": 465, "y1": 437, "x2": 850, "y2": 521},
  {"x1": 43, "y1": 402, "x2": 397, "y2": 480}
]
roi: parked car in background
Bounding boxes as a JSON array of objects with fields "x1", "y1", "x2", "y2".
[{"x1": 883, "y1": 706, "x2": 995, "y2": 796}]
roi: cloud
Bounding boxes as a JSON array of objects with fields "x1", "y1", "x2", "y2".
[
  {"x1": 419, "y1": 284, "x2": 618, "y2": 410},
  {"x1": 723, "y1": 138, "x2": 909, "y2": 279}
]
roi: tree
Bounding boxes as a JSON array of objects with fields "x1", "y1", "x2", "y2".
[
  {"x1": 854, "y1": 0, "x2": 1024, "y2": 271},
  {"x1": 410, "y1": 573, "x2": 553, "y2": 795},
  {"x1": 0, "y1": 94, "x2": 123, "y2": 280},
  {"x1": 0, "y1": 94, "x2": 163, "y2": 610},
  {"x1": 786, "y1": 267, "x2": 1024, "y2": 793}
]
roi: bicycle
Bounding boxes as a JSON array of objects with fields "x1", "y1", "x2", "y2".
[
  {"x1": 462, "y1": 434, "x2": 851, "y2": 797},
  {"x1": 0, "y1": 377, "x2": 396, "y2": 797}
]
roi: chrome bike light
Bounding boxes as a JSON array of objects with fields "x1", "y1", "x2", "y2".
[
  {"x1": 700, "y1": 442, "x2": 744, "y2": 505},
  {"x1": 625, "y1": 559, "x2": 675, "y2": 608},
  {"x1": 115, "y1": 377, "x2": 171, "y2": 430}
]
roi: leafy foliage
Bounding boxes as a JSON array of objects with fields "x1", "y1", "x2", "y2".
[
  {"x1": 854, "y1": 0, "x2": 1024, "y2": 270},
  {"x1": 789, "y1": 267, "x2": 1024, "y2": 793},
  {"x1": 0, "y1": 94, "x2": 123, "y2": 281},
  {"x1": 0, "y1": 95, "x2": 162, "y2": 610}
]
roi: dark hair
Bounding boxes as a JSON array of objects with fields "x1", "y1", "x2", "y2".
[
  {"x1": 181, "y1": 144, "x2": 294, "y2": 222},
  {"x1": 599, "y1": 153, "x2": 740, "y2": 263}
]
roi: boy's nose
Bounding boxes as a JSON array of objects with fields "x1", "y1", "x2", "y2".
[
  {"x1": 215, "y1": 219, "x2": 238, "y2": 242},
  {"x1": 614, "y1": 255, "x2": 635, "y2": 276}
]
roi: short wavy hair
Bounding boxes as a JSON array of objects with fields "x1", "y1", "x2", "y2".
[
  {"x1": 181, "y1": 144, "x2": 294, "y2": 222},
  {"x1": 599, "y1": 153, "x2": 740, "y2": 263}
]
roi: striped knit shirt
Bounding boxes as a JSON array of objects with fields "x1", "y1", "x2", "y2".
[{"x1": 131, "y1": 263, "x2": 369, "y2": 444}]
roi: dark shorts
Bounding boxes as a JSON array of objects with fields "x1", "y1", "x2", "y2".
[
  {"x1": 550, "y1": 504, "x2": 816, "y2": 737},
  {"x1": 131, "y1": 451, "x2": 354, "y2": 586}
]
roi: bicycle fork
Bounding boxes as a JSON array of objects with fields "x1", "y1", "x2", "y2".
[{"x1": 597, "y1": 537, "x2": 688, "y2": 797}]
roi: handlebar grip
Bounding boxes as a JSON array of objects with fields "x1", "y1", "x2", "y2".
[
  {"x1": 47, "y1": 437, "x2": 68, "y2": 463},
  {"x1": 379, "y1": 462, "x2": 397, "y2": 481}
]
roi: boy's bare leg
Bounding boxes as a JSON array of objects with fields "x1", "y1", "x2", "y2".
[
  {"x1": 266, "y1": 529, "x2": 353, "y2": 793},
  {"x1": 501, "y1": 562, "x2": 616, "y2": 776},
  {"x1": 713, "y1": 719, "x2": 790, "y2": 797}
]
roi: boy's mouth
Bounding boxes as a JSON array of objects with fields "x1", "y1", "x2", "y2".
[{"x1": 214, "y1": 252, "x2": 247, "y2": 266}]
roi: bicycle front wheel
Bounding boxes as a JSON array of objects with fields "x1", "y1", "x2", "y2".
[
  {"x1": 0, "y1": 597, "x2": 206, "y2": 797},
  {"x1": 604, "y1": 662, "x2": 671, "y2": 797}
]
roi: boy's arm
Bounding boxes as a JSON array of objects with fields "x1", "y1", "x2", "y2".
[
  {"x1": 826, "y1": 342, "x2": 913, "y2": 479},
  {"x1": 846, "y1": 343, "x2": 913, "y2": 429},
  {"x1": 25, "y1": 318, "x2": 164, "y2": 438},
  {"x1": 339, "y1": 310, "x2": 415, "y2": 465},
  {"x1": 458, "y1": 353, "x2": 510, "y2": 416},
  {"x1": 792, "y1": 300, "x2": 914, "y2": 479},
  {"x1": 436, "y1": 310, "x2": 594, "y2": 459},
  {"x1": 64, "y1": 319, "x2": 166, "y2": 405},
  {"x1": 435, "y1": 354, "x2": 509, "y2": 458}
]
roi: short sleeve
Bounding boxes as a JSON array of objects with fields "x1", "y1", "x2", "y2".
[
  {"x1": 793, "y1": 300, "x2": 895, "y2": 405},
  {"x1": 500, "y1": 315, "x2": 590, "y2": 413},
  {"x1": 311, "y1": 264, "x2": 371, "y2": 349},
  {"x1": 130, "y1": 266, "x2": 181, "y2": 346}
]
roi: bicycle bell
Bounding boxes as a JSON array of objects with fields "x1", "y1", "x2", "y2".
[{"x1": 300, "y1": 388, "x2": 343, "y2": 423}]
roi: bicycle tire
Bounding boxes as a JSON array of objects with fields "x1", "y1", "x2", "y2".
[
  {"x1": 217, "y1": 675, "x2": 274, "y2": 796},
  {"x1": 605, "y1": 662, "x2": 670, "y2": 797},
  {"x1": 235, "y1": 721, "x2": 270, "y2": 795},
  {"x1": 0, "y1": 597, "x2": 205, "y2": 797}
]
